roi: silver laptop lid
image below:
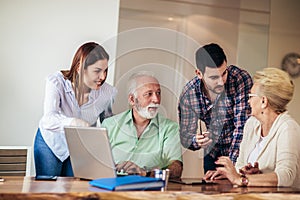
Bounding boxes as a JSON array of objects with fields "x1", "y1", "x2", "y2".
[{"x1": 64, "y1": 126, "x2": 116, "y2": 180}]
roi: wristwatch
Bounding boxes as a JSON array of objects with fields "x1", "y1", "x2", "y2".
[{"x1": 240, "y1": 174, "x2": 249, "y2": 187}]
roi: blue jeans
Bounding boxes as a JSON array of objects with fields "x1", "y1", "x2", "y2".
[{"x1": 34, "y1": 129, "x2": 73, "y2": 176}]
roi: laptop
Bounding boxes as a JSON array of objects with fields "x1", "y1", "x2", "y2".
[{"x1": 64, "y1": 126, "x2": 117, "y2": 180}]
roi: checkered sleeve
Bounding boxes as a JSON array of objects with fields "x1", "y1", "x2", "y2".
[
  {"x1": 229, "y1": 71, "x2": 253, "y2": 163},
  {"x1": 178, "y1": 90, "x2": 200, "y2": 150}
]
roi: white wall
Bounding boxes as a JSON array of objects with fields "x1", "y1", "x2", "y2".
[
  {"x1": 237, "y1": 0, "x2": 270, "y2": 76},
  {"x1": 268, "y1": 0, "x2": 300, "y2": 123},
  {"x1": 0, "y1": 0, "x2": 120, "y2": 146}
]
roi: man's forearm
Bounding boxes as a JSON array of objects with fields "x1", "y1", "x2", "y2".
[{"x1": 167, "y1": 160, "x2": 183, "y2": 179}]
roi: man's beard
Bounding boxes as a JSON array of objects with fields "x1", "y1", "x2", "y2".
[
  {"x1": 135, "y1": 100, "x2": 159, "y2": 119},
  {"x1": 211, "y1": 85, "x2": 224, "y2": 94}
]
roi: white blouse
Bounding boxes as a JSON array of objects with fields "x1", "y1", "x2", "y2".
[
  {"x1": 247, "y1": 134, "x2": 269, "y2": 165},
  {"x1": 38, "y1": 71, "x2": 117, "y2": 161}
]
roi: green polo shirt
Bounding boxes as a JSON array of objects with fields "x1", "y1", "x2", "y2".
[{"x1": 101, "y1": 109, "x2": 182, "y2": 170}]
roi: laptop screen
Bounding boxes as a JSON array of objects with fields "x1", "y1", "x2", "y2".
[{"x1": 64, "y1": 126, "x2": 116, "y2": 180}]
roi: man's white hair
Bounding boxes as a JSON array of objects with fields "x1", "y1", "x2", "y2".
[{"x1": 127, "y1": 71, "x2": 158, "y2": 96}]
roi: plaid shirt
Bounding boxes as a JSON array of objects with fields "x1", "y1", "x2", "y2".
[{"x1": 178, "y1": 65, "x2": 253, "y2": 164}]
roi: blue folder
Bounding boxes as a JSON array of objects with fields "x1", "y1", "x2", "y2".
[{"x1": 89, "y1": 175, "x2": 164, "y2": 191}]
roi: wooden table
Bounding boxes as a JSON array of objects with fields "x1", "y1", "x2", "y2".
[{"x1": 0, "y1": 176, "x2": 300, "y2": 199}]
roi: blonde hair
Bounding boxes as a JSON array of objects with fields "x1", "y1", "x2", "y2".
[{"x1": 253, "y1": 68, "x2": 294, "y2": 114}]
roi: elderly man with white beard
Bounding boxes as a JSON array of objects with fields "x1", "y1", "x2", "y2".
[{"x1": 101, "y1": 71, "x2": 183, "y2": 179}]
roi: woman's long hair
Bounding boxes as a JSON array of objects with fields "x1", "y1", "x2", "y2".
[{"x1": 61, "y1": 42, "x2": 109, "y2": 105}]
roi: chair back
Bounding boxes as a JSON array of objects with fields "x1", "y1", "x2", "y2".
[{"x1": 0, "y1": 146, "x2": 31, "y2": 176}]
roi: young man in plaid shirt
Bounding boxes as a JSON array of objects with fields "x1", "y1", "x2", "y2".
[{"x1": 178, "y1": 43, "x2": 253, "y2": 173}]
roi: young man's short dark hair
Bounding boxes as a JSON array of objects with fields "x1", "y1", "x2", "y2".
[{"x1": 196, "y1": 43, "x2": 227, "y2": 73}]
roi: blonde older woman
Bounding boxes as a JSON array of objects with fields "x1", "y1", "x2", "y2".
[{"x1": 204, "y1": 68, "x2": 300, "y2": 187}]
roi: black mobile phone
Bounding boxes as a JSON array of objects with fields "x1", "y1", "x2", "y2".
[{"x1": 35, "y1": 175, "x2": 57, "y2": 181}]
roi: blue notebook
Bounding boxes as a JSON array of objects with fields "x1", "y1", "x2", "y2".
[{"x1": 89, "y1": 175, "x2": 164, "y2": 191}]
